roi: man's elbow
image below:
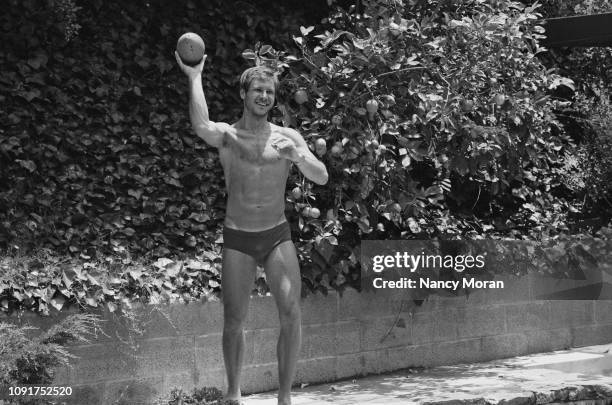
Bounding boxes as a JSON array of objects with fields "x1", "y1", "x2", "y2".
[
  {"x1": 316, "y1": 170, "x2": 329, "y2": 186},
  {"x1": 193, "y1": 123, "x2": 223, "y2": 147}
]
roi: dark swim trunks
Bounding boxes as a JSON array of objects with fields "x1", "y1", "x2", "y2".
[{"x1": 223, "y1": 221, "x2": 292, "y2": 264}]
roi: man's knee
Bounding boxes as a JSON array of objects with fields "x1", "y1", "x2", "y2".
[{"x1": 277, "y1": 300, "x2": 301, "y2": 324}]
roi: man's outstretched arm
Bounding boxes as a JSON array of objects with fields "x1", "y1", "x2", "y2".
[
  {"x1": 273, "y1": 128, "x2": 329, "y2": 185},
  {"x1": 175, "y1": 52, "x2": 237, "y2": 148}
]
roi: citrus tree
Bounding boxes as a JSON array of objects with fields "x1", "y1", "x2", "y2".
[{"x1": 271, "y1": 0, "x2": 579, "y2": 292}]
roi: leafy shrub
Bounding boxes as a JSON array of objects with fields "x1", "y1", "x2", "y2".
[
  {"x1": 0, "y1": 313, "x2": 100, "y2": 388},
  {"x1": 274, "y1": 0, "x2": 584, "y2": 292},
  {"x1": 0, "y1": 250, "x2": 226, "y2": 315},
  {"x1": 155, "y1": 386, "x2": 224, "y2": 405}
]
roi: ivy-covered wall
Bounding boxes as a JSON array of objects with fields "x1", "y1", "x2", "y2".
[{"x1": 0, "y1": 0, "x2": 325, "y2": 257}]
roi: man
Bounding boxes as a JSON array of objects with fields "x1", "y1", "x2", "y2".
[{"x1": 175, "y1": 52, "x2": 328, "y2": 405}]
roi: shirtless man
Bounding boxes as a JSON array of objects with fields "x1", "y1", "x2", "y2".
[{"x1": 175, "y1": 52, "x2": 328, "y2": 405}]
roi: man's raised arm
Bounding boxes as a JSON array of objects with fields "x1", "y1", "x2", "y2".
[{"x1": 175, "y1": 52, "x2": 236, "y2": 148}]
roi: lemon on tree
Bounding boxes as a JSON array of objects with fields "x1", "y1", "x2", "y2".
[
  {"x1": 366, "y1": 99, "x2": 378, "y2": 119},
  {"x1": 315, "y1": 138, "x2": 327, "y2": 156},
  {"x1": 291, "y1": 186, "x2": 302, "y2": 200},
  {"x1": 493, "y1": 94, "x2": 506, "y2": 106},
  {"x1": 294, "y1": 88, "x2": 308, "y2": 105}
]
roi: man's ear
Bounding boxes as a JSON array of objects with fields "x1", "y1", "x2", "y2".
[{"x1": 240, "y1": 88, "x2": 245, "y2": 100}]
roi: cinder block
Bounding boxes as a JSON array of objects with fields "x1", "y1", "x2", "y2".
[
  {"x1": 66, "y1": 383, "x2": 106, "y2": 405},
  {"x1": 302, "y1": 323, "x2": 337, "y2": 358},
  {"x1": 571, "y1": 323, "x2": 612, "y2": 347},
  {"x1": 336, "y1": 321, "x2": 361, "y2": 355},
  {"x1": 192, "y1": 367, "x2": 226, "y2": 392},
  {"x1": 548, "y1": 301, "x2": 594, "y2": 328},
  {"x1": 361, "y1": 349, "x2": 393, "y2": 374},
  {"x1": 67, "y1": 350, "x2": 139, "y2": 383},
  {"x1": 525, "y1": 328, "x2": 572, "y2": 354},
  {"x1": 162, "y1": 371, "x2": 197, "y2": 395},
  {"x1": 130, "y1": 306, "x2": 181, "y2": 340},
  {"x1": 67, "y1": 341, "x2": 122, "y2": 360},
  {"x1": 594, "y1": 301, "x2": 612, "y2": 324},
  {"x1": 338, "y1": 288, "x2": 411, "y2": 321},
  {"x1": 428, "y1": 293, "x2": 471, "y2": 310},
  {"x1": 52, "y1": 364, "x2": 71, "y2": 385},
  {"x1": 456, "y1": 305, "x2": 506, "y2": 338},
  {"x1": 301, "y1": 292, "x2": 339, "y2": 325},
  {"x1": 301, "y1": 321, "x2": 360, "y2": 359},
  {"x1": 411, "y1": 311, "x2": 436, "y2": 345},
  {"x1": 413, "y1": 308, "x2": 460, "y2": 344},
  {"x1": 245, "y1": 328, "x2": 278, "y2": 365},
  {"x1": 480, "y1": 333, "x2": 529, "y2": 361},
  {"x1": 241, "y1": 362, "x2": 278, "y2": 394},
  {"x1": 295, "y1": 356, "x2": 337, "y2": 385},
  {"x1": 529, "y1": 274, "x2": 593, "y2": 300},
  {"x1": 102, "y1": 376, "x2": 163, "y2": 405},
  {"x1": 337, "y1": 288, "x2": 371, "y2": 320},
  {"x1": 139, "y1": 301, "x2": 224, "y2": 339},
  {"x1": 194, "y1": 333, "x2": 224, "y2": 371},
  {"x1": 244, "y1": 296, "x2": 280, "y2": 330},
  {"x1": 133, "y1": 336, "x2": 196, "y2": 376},
  {"x1": 386, "y1": 344, "x2": 434, "y2": 369},
  {"x1": 430, "y1": 338, "x2": 482, "y2": 367},
  {"x1": 89, "y1": 312, "x2": 133, "y2": 344},
  {"x1": 505, "y1": 302, "x2": 551, "y2": 332},
  {"x1": 335, "y1": 352, "x2": 368, "y2": 379},
  {"x1": 335, "y1": 350, "x2": 390, "y2": 379},
  {"x1": 360, "y1": 315, "x2": 412, "y2": 351}
]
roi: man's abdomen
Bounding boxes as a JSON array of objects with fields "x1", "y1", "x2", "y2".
[
  {"x1": 221, "y1": 148, "x2": 290, "y2": 231},
  {"x1": 224, "y1": 169, "x2": 288, "y2": 231},
  {"x1": 225, "y1": 194, "x2": 286, "y2": 231}
]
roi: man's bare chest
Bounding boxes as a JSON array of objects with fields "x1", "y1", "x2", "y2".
[
  {"x1": 223, "y1": 133, "x2": 285, "y2": 166},
  {"x1": 219, "y1": 145, "x2": 289, "y2": 187}
]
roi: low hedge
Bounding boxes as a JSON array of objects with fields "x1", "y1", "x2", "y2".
[{"x1": 2, "y1": 227, "x2": 611, "y2": 316}]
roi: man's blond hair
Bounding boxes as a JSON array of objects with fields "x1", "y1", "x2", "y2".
[{"x1": 239, "y1": 66, "x2": 279, "y2": 95}]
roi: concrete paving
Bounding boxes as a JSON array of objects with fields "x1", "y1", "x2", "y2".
[{"x1": 244, "y1": 344, "x2": 612, "y2": 404}]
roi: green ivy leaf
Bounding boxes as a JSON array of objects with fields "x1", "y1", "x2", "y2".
[{"x1": 50, "y1": 295, "x2": 66, "y2": 311}]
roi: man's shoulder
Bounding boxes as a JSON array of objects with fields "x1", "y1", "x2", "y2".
[
  {"x1": 273, "y1": 124, "x2": 301, "y2": 139},
  {"x1": 217, "y1": 121, "x2": 240, "y2": 149}
]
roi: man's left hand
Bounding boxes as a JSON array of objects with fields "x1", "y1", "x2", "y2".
[{"x1": 272, "y1": 137, "x2": 302, "y2": 163}]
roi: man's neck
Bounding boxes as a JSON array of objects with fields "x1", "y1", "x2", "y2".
[{"x1": 239, "y1": 112, "x2": 269, "y2": 133}]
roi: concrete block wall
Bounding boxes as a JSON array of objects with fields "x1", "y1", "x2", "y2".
[{"x1": 2, "y1": 274, "x2": 612, "y2": 404}]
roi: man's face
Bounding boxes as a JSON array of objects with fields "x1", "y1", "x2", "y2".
[{"x1": 241, "y1": 78, "x2": 275, "y2": 117}]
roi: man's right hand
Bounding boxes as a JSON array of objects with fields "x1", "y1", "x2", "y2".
[{"x1": 175, "y1": 51, "x2": 206, "y2": 81}]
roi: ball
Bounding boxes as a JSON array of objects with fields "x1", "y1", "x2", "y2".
[{"x1": 176, "y1": 32, "x2": 205, "y2": 65}]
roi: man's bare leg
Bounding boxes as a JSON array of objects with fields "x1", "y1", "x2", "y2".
[
  {"x1": 264, "y1": 241, "x2": 302, "y2": 405},
  {"x1": 222, "y1": 248, "x2": 257, "y2": 402}
]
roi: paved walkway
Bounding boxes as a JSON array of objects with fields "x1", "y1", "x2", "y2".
[{"x1": 244, "y1": 344, "x2": 612, "y2": 404}]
